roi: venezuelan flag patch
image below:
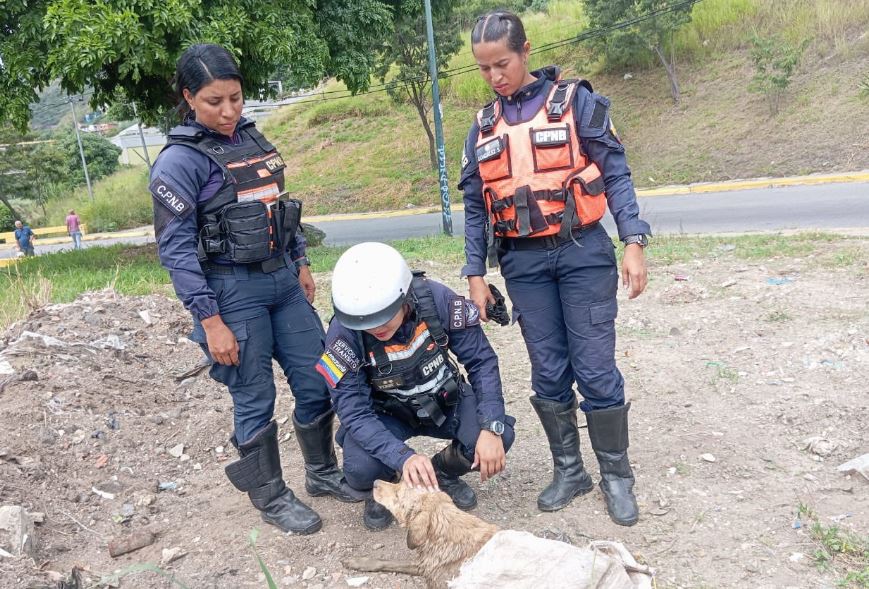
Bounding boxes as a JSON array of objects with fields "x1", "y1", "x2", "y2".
[
  {"x1": 315, "y1": 337, "x2": 360, "y2": 387},
  {"x1": 316, "y1": 352, "x2": 345, "y2": 387}
]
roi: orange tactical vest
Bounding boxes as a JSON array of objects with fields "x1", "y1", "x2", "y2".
[{"x1": 475, "y1": 80, "x2": 607, "y2": 239}]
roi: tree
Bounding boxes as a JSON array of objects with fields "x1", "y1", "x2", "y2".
[
  {"x1": 0, "y1": 127, "x2": 39, "y2": 222},
  {"x1": 376, "y1": 0, "x2": 463, "y2": 170},
  {"x1": 1, "y1": 0, "x2": 392, "y2": 129},
  {"x1": 57, "y1": 132, "x2": 122, "y2": 184},
  {"x1": 748, "y1": 34, "x2": 810, "y2": 115},
  {"x1": 584, "y1": 0, "x2": 693, "y2": 104}
]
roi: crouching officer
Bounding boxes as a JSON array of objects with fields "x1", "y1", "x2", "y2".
[
  {"x1": 317, "y1": 243, "x2": 515, "y2": 530},
  {"x1": 152, "y1": 44, "x2": 357, "y2": 536}
]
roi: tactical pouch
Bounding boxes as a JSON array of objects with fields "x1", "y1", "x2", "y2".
[
  {"x1": 220, "y1": 201, "x2": 272, "y2": 263},
  {"x1": 275, "y1": 198, "x2": 302, "y2": 251},
  {"x1": 512, "y1": 185, "x2": 549, "y2": 237}
]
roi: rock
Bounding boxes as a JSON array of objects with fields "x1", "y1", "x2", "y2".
[
  {"x1": 108, "y1": 530, "x2": 156, "y2": 558},
  {"x1": 803, "y1": 436, "x2": 837, "y2": 457},
  {"x1": 19, "y1": 370, "x2": 38, "y2": 381},
  {"x1": 149, "y1": 415, "x2": 165, "y2": 425},
  {"x1": 668, "y1": 327, "x2": 681, "y2": 337},
  {"x1": 168, "y1": 444, "x2": 185, "y2": 458},
  {"x1": 0, "y1": 506, "x2": 37, "y2": 556},
  {"x1": 161, "y1": 546, "x2": 187, "y2": 564},
  {"x1": 302, "y1": 566, "x2": 316, "y2": 580},
  {"x1": 71, "y1": 429, "x2": 87, "y2": 445},
  {"x1": 347, "y1": 576, "x2": 369, "y2": 587},
  {"x1": 157, "y1": 481, "x2": 178, "y2": 492},
  {"x1": 720, "y1": 279, "x2": 737, "y2": 288},
  {"x1": 837, "y1": 453, "x2": 869, "y2": 480},
  {"x1": 700, "y1": 453, "x2": 716, "y2": 463},
  {"x1": 137, "y1": 310, "x2": 153, "y2": 325}
]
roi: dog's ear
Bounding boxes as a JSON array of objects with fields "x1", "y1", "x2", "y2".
[{"x1": 406, "y1": 509, "x2": 430, "y2": 550}]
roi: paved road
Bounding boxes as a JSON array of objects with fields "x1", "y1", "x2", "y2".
[
  {"x1": 316, "y1": 182, "x2": 869, "y2": 244},
  {"x1": 3, "y1": 181, "x2": 866, "y2": 259}
]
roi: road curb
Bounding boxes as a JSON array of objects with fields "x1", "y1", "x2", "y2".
[{"x1": 305, "y1": 170, "x2": 869, "y2": 223}]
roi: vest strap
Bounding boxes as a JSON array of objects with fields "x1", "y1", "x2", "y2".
[{"x1": 547, "y1": 81, "x2": 573, "y2": 122}]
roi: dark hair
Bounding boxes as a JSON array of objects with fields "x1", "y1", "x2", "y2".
[
  {"x1": 173, "y1": 44, "x2": 243, "y2": 122},
  {"x1": 175, "y1": 44, "x2": 243, "y2": 98},
  {"x1": 471, "y1": 11, "x2": 527, "y2": 54}
]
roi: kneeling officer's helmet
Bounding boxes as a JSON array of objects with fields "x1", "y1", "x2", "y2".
[{"x1": 332, "y1": 242, "x2": 413, "y2": 331}]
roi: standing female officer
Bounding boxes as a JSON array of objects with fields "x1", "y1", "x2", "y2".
[
  {"x1": 151, "y1": 44, "x2": 355, "y2": 535},
  {"x1": 459, "y1": 12, "x2": 651, "y2": 527}
]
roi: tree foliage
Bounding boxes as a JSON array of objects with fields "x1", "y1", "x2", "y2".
[
  {"x1": 1, "y1": 0, "x2": 392, "y2": 128},
  {"x1": 749, "y1": 34, "x2": 810, "y2": 115},
  {"x1": 584, "y1": 0, "x2": 693, "y2": 104},
  {"x1": 376, "y1": 0, "x2": 463, "y2": 169},
  {"x1": 0, "y1": 124, "x2": 121, "y2": 222}
]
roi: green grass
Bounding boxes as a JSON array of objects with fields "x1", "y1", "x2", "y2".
[
  {"x1": 642, "y1": 232, "x2": 841, "y2": 266},
  {"x1": 41, "y1": 166, "x2": 153, "y2": 232},
  {"x1": 797, "y1": 502, "x2": 869, "y2": 587}
]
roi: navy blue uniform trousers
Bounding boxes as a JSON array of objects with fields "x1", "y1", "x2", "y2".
[
  {"x1": 500, "y1": 223, "x2": 625, "y2": 412},
  {"x1": 190, "y1": 260, "x2": 331, "y2": 444},
  {"x1": 337, "y1": 383, "x2": 516, "y2": 491}
]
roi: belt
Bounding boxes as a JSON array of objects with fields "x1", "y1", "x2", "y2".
[
  {"x1": 202, "y1": 255, "x2": 289, "y2": 275},
  {"x1": 500, "y1": 223, "x2": 599, "y2": 251}
]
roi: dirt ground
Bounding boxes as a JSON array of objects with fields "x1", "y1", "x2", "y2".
[{"x1": 1, "y1": 234, "x2": 867, "y2": 589}]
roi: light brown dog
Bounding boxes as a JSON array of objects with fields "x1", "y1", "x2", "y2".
[{"x1": 344, "y1": 479, "x2": 498, "y2": 589}]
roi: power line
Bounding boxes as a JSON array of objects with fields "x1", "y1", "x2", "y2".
[{"x1": 282, "y1": 0, "x2": 702, "y2": 106}]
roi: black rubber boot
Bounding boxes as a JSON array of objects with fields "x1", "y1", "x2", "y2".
[
  {"x1": 293, "y1": 410, "x2": 360, "y2": 503},
  {"x1": 586, "y1": 402, "x2": 639, "y2": 527},
  {"x1": 363, "y1": 497, "x2": 394, "y2": 531},
  {"x1": 530, "y1": 396, "x2": 595, "y2": 512},
  {"x1": 225, "y1": 421, "x2": 322, "y2": 535},
  {"x1": 431, "y1": 442, "x2": 477, "y2": 511}
]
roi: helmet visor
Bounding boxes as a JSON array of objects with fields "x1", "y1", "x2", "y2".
[{"x1": 333, "y1": 292, "x2": 407, "y2": 331}]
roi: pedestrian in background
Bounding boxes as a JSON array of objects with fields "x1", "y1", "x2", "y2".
[
  {"x1": 150, "y1": 44, "x2": 356, "y2": 536},
  {"x1": 13, "y1": 220, "x2": 35, "y2": 257},
  {"x1": 66, "y1": 209, "x2": 83, "y2": 250},
  {"x1": 459, "y1": 11, "x2": 651, "y2": 526}
]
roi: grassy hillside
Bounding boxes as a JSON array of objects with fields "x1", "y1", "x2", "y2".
[{"x1": 262, "y1": 0, "x2": 869, "y2": 214}]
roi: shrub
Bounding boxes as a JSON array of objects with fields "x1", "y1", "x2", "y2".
[{"x1": 749, "y1": 34, "x2": 811, "y2": 115}]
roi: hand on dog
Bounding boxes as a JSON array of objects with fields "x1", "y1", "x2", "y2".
[
  {"x1": 473, "y1": 431, "x2": 506, "y2": 482},
  {"x1": 402, "y1": 454, "x2": 439, "y2": 492}
]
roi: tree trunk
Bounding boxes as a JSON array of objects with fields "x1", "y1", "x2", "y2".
[
  {"x1": 408, "y1": 82, "x2": 438, "y2": 170},
  {"x1": 0, "y1": 194, "x2": 21, "y2": 222},
  {"x1": 653, "y1": 43, "x2": 680, "y2": 105}
]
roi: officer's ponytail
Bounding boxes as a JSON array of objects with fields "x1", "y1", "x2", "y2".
[
  {"x1": 471, "y1": 11, "x2": 527, "y2": 54},
  {"x1": 173, "y1": 44, "x2": 244, "y2": 122}
]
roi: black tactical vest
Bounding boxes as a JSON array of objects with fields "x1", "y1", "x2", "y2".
[
  {"x1": 164, "y1": 121, "x2": 300, "y2": 264},
  {"x1": 363, "y1": 273, "x2": 461, "y2": 427}
]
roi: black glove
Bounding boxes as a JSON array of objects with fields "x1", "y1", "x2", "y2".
[{"x1": 485, "y1": 284, "x2": 510, "y2": 326}]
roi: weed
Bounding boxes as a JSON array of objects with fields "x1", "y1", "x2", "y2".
[
  {"x1": 706, "y1": 361, "x2": 739, "y2": 384},
  {"x1": 797, "y1": 502, "x2": 869, "y2": 585},
  {"x1": 764, "y1": 310, "x2": 791, "y2": 322},
  {"x1": 250, "y1": 528, "x2": 278, "y2": 589}
]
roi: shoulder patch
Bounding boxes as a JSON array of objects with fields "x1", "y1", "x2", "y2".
[
  {"x1": 461, "y1": 145, "x2": 470, "y2": 170},
  {"x1": 464, "y1": 299, "x2": 480, "y2": 327},
  {"x1": 150, "y1": 175, "x2": 194, "y2": 218},
  {"x1": 449, "y1": 296, "x2": 466, "y2": 330},
  {"x1": 316, "y1": 336, "x2": 361, "y2": 388}
]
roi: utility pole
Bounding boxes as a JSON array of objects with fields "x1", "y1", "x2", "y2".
[
  {"x1": 423, "y1": 0, "x2": 452, "y2": 237},
  {"x1": 69, "y1": 97, "x2": 94, "y2": 201},
  {"x1": 131, "y1": 102, "x2": 152, "y2": 169}
]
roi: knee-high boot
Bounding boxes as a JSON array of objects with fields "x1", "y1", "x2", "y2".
[
  {"x1": 586, "y1": 402, "x2": 639, "y2": 526},
  {"x1": 293, "y1": 410, "x2": 359, "y2": 503},
  {"x1": 530, "y1": 396, "x2": 594, "y2": 512},
  {"x1": 431, "y1": 441, "x2": 477, "y2": 511},
  {"x1": 224, "y1": 421, "x2": 322, "y2": 535}
]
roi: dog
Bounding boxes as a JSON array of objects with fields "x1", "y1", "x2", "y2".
[{"x1": 344, "y1": 480, "x2": 653, "y2": 589}]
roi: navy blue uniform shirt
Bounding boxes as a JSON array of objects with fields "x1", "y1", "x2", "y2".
[
  {"x1": 458, "y1": 67, "x2": 651, "y2": 277},
  {"x1": 150, "y1": 118, "x2": 307, "y2": 321},
  {"x1": 319, "y1": 280, "x2": 506, "y2": 472}
]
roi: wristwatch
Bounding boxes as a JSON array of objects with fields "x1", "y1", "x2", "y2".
[
  {"x1": 293, "y1": 256, "x2": 311, "y2": 268},
  {"x1": 482, "y1": 420, "x2": 505, "y2": 436},
  {"x1": 622, "y1": 234, "x2": 649, "y2": 247}
]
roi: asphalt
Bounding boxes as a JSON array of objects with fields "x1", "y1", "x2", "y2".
[{"x1": 1, "y1": 170, "x2": 867, "y2": 265}]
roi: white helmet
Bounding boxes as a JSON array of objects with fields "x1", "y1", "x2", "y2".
[{"x1": 332, "y1": 242, "x2": 413, "y2": 330}]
